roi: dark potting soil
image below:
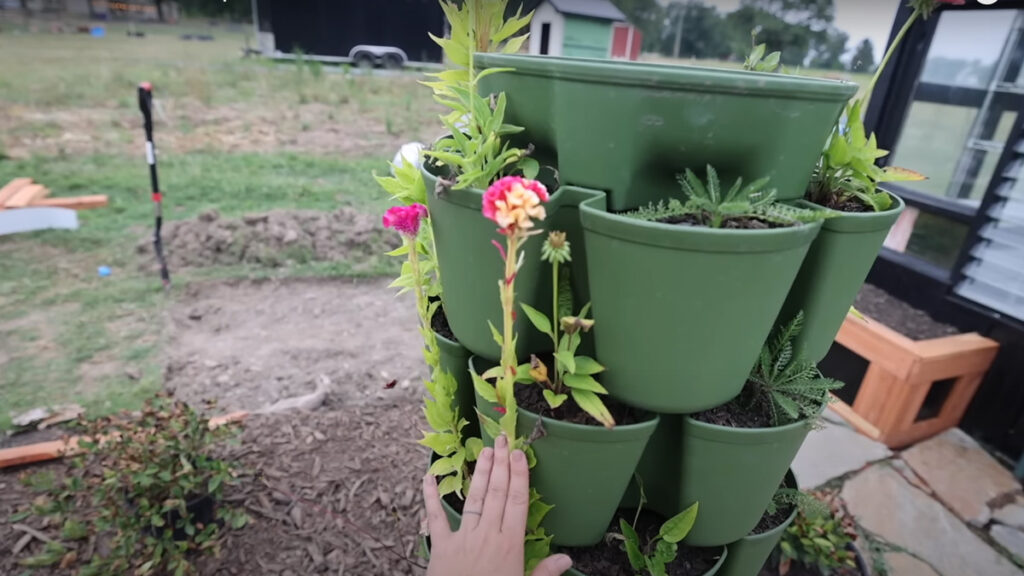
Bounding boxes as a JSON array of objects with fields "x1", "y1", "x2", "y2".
[
  {"x1": 818, "y1": 196, "x2": 871, "y2": 213},
  {"x1": 515, "y1": 380, "x2": 647, "y2": 427},
  {"x1": 429, "y1": 300, "x2": 456, "y2": 341},
  {"x1": 854, "y1": 284, "x2": 960, "y2": 340},
  {"x1": 657, "y1": 213, "x2": 795, "y2": 230},
  {"x1": 567, "y1": 510, "x2": 722, "y2": 576},
  {"x1": 691, "y1": 382, "x2": 776, "y2": 429},
  {"x1": 752, "y1": 501, "x2": 794, "y2": 535}
]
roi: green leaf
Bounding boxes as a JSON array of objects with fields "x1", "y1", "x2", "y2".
[
  {"x1": 488, "y1": 321, "x2": 504, "y2": 347},
  {"x1": 553, "y1": 351, "x2": 575, "y2": 374},
  {"x1": 419, "y1": 432, "x2": 459, "y2": 456},
  {"x1": 572, "y1": 356, "x2": 604, "y2": 375},
  {"x1": 472, "y1": 371, "x2": 498, "y2": 403},
  {"x1": 563, "y1": 373, "x2": 608, "y2": 394},
  {"x1": 437, "y1": 475, "x2": 461, "y2": 497},
  {"x1": 527, "y1": 493, "x2": 555, "y2": 531},
  {"x1": 520, "y1": 303, "x2": 553, "y2": 338},
  {"x1": 542, "y1": 389, "x2": 568, "y2": 409},
  {"x1": 519, "y1": 157, "x2": 540, "y2": 180},
  {"x1": 465, "y1": 437, "x2": 484, "y2": 460},
  {"x1": 570, "y1": 389, "x2": 615, "y2": 428},
  {"x1": 429, "y1": 456, "x2": 459, "y2": 476},
  {"x1": 208, "y1": 475, "x2": 223, "y2": 494},
  {"x1": 619, "y1": 519, "x2": 646, "y2": 570},
  {"x1": 477, "y1": 412, "x2": 503, "y2": 439},
  {"x1": 660, "y1": 502, "x2": 698, "y2": 543},
  {"x1": 481, "y1": 365, "x2": 504, "y2": 380}
]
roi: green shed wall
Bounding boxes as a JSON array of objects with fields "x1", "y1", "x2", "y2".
[{"x1": 562, "y1": 16, "x2": 612, "y2": 59}]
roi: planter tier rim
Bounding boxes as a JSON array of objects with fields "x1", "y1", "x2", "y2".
[
  {"x1": 790, "y1": 192, "x2": 906, "y2": 234},
  {"x1": 682, "y1": 414, "x2": 815, "y2": 445},
  {"x1": 580, "y1": 198, "x2": 823, "y2": 253},
  {"x1": 737, "y1": 470, "x2": 800, "y2": 543},
  {"x1": 475, "y1": 53, "x2": 857, "y2": 102},
  {"x1": 421, "y1": 167, "x2": 605, "y2": 212}
]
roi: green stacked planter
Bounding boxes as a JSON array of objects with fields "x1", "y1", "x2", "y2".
[
  {"x1": 434, "y1": 329, "x2": 478, "y2": 437},
  {"x1": 475, "y1": 53, "x2": 857, "y2": 211},
  {"x1": 719, "y1": 471, "x2": 800, "y2": 576}
]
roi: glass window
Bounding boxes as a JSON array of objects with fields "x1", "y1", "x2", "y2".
[
  {"x1": 884, "y1": 208, "x2": 970, "y2": 270},
  {"x1": 889, "y1": 9, "x2": 1024, "y2": 204}
]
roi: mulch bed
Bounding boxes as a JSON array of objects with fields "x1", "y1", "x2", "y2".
[
  {"x1": 854, "y1": 284, "x2": 960, "y2": 341},
  {"x1": 0, "y1": 400, "x2": 430, "y2": 575},
  {"x1": 567, "y1": 510, "x2": 722, "y2": 576}
]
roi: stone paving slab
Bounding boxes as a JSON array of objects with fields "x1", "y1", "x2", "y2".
[
  {"x1": 884, "y1": 553, "x2": 940, "y2": 576},
  {"x1": 992, "y1": 524, "x2": 1024, "y2": 564},
  {"x1": 792, "y1": 419, "x2": 892, "y2": 489},
  {"x1": 902, "y1": 429, "x2": 1021, "y2": 527},
  {"x1": 842, "y1": 465, "x2": 1022, "y2": 576}
]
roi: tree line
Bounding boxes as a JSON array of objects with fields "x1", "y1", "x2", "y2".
[{"x1": 614, "y1": 0, "x2": 877, "y2": 72}]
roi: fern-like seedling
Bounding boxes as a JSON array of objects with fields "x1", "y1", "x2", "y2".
[{"x1": 749, "y1": 312, "x2": 844, "y2": 426}]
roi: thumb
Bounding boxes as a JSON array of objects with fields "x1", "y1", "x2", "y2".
[{"x1": 530, "y1": 554, "x2": 573, "y2": 576}]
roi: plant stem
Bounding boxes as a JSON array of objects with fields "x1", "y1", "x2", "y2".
[
  {"x1": 408, "y1": 235, "x2": 437, "y2": 359},
  {"x1": 551, "y1": 259, "x2": 560, "y2": 390},
  {"x1": 864, "y1": 8, "x2": 920, "y2": 111},
  {"x1": 500, "y1": 233, "x2": 520, "y2": 397}
]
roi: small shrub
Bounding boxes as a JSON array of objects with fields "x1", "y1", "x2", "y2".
[{"x1": 778, "y1": 490, "x2": 859, "y2": 575}]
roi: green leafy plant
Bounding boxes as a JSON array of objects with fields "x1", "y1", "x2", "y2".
[
  {"x1": 807, "y1": 98, "x2": 924, "y2": 212},
  {"x1": 517, "y1": 230, "x2": 615, "y2": 428},
  {"x1": 423, "y1": 0, "x2": 537, "y2": 189},
  {"x1": 747, "y1": 312, "x2": 844, "y2": 426},
  {"x1": 779, "y1": 490, "x2": 859, "y2": 575},
  {"x1": 628, "y1": 165, "x2": 829, "y2": 228},
  {"x1": 25, "y1": 397, "x2": 248, "y2": 576},
  {"x1": 618, "y1": 503, "x2": 700, "y2": 576},
  {"x1": 743, "y1": 31, "x2": 781, "y2": 73}
]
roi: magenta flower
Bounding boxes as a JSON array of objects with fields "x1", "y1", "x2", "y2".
[
  {"x1": 482, "y1": 176, "x2": 549, "y2": 232},
  {"x1": 382, "y1": 203, "x2": 428, "y2": 237}
]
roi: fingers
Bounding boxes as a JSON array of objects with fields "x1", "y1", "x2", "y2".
[
  {"x1": 481, "y1": 434, "x2": 510, "y2": 528},
  {"x1": 501, "y1": 448, "x2": 530, "y2": 535},
  {"x1": 422, "y1": 473, "x2": 451, "y2": 543},
  {"x1": 530, "y1": 554, "x2": 573, "y2": 576},
  {"x1": 461, "y1": 446, "x2": 493, "y2": 530}
]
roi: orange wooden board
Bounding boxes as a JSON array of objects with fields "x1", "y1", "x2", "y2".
[
  {"x1": 31, "y1": 195, "x2": 109, "y2": 210},
  {"x1": 0, "y1": 178, "x2": 32, "y2": 207},
  {"x1": 5, "y1": 184, "x2": 50, "y2": 208}
]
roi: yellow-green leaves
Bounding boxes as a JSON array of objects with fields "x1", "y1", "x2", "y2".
[
  {"x1": 659, "y1": 502, "x2": 698, "y2": 543},
  {"x1": 571, "y1": 389, "x2": 615, "y2": 429},
  {"x1": 521, "y1": 302, "x2": 554, "y2": 338}
]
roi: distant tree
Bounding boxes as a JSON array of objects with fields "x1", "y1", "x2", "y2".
[
  {"x1": 725, "y1": 6, "x2": 811, "y2": 67},
  {"x1": 176, "y1": 0, "x2": 252, "y2": 20},
  {"x1": 808, "y1": 27, "x2": 848, "y2": 70},
  {"x1": 660, "y1": 1, "x2": 730, "y2": 59},
  {"x1": 849, "y1": 38, "x2": 876, "y2": 72},
  {"x1": 155, "y1": 0, "x2": 165, "y2": 22},
  {"x1": 612, "y1": 0, "x2": 665, "y2": 52},
  {"x1": 739, "y1": 0, "x2": 834, "y2": 31}
]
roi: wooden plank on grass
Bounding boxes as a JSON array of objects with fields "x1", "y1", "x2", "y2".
[
  {"x1": 5, "y1": 185, "x2": 50, "y2": 208},
  {"x1": 0, "y1": 411, "x2": 248, "y2": 470},
  {"x1": 31, "y1": 195, "x2": 109, "y2": 210},
  {"x1": 0, "y1": 178, "x2": 33, "y2": 207}
]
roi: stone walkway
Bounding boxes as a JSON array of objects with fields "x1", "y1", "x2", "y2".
[{"x1": 793, "y1": 409, "x2": 1024, "y2": 576}]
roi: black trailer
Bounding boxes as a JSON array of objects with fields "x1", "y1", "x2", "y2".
[{"x1": 252, "y1": 0, "x2": 446, "y2": 67}]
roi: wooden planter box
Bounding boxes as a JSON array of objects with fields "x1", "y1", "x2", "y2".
[{"x1": 825, "y1": 313, "x2": 999, "y2": 449}]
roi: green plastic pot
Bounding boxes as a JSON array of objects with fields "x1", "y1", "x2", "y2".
[
  {"x1": 677, "y1": 416, "x2": 814, "y2": 547},
  {"x1": 435, "y1": 329, "x2": 479, "y2": 438},
  {"x1": 778, "y1": 192, "x2": 905, "y2": 363},
  {"x1": 423, "y1": 168, "x2": 605, "y2": 361},
  {"x1": 471, "y1": 357, "x2": 659, "y2": 547},
  {"x1": 718, "y1": 471, "x2": 799, "y2": 576},
  {"x1": 579, "y1": 198, "x2": 822, "y2": 413},
  {"x1": 475, "y1": 53, "x2": 857, "y2": 211}
]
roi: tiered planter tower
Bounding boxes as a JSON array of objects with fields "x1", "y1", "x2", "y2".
[{"x1": 425, "y1": 54, "x2": 899, "y2": 576}]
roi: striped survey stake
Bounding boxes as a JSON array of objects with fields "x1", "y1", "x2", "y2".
[{"x1": 138, "y1": 82, "x2": 170, "y2": 287}]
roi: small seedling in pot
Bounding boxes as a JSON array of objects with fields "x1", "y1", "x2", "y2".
[
  {"x1": 628, "y1": 165, "x2": 828, "y2": 229},
  {"x1": 617, "y1": 501, "x2": 700, "y2": 576},
  {"x1": 748, "y1": 312, "x2": 844, "y2": 426},
  {"x1": 807, "y1": 99, "x2": 924, "y2": 212},
  {"x1": 519, "y1": 230, "x2": 616, "y2": 428},
  {"x1": 743, "y1": 31, "x2": 782, "y2": 73}
]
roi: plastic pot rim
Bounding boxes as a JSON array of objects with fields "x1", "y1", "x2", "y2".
[
  {"x1": 791, "y1": 191, "x2": 905, "y2": 234},
  {"x1": 736, "y1": 470, "x2": 800, "y2": 544},
  {"x1": 421, "y1": 166, "x2": 606, "y2": 212},
  {"x1": 580, "y1": 196, "x2": 823, "y2": 254},
  {"x1": 682, "y1": 413, "x2": 818, "y2": 446},
  {"x1": 475, "y1": 53, "x2": 857, "y2": 102}
]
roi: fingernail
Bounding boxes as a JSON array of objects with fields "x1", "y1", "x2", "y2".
[
  {"x1": 554, "y1": 554, "x2": 573, "y2": 570},
  {"x1": 480, "y1": 447, "x2": 493, "y2": 459},
  {"x1": 512, "y1": 450, "x2": 525, "y2": 463}
]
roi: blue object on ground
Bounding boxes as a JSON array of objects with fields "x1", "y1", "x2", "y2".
[
  {"x1": 90, "y1": 26, "x2": 105, "y2": 37},
  {"x1": 98, "y1": 266, "x2": 112, "y2": 277}
]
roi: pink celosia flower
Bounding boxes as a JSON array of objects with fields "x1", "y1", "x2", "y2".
[
  {"x1": 382, "y1": 203, "x2": 428, "y2": 237},
  {"x1": 494, "y1": 406, "x2": 507, "y2": 415},
  {"x1": 482, "y1": 176, "x2": 549, "y2": 232}
]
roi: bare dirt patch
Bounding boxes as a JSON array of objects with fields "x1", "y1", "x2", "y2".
[
  {"x1": 137, "y1": 208, "x2": 399, "y2": 271},
  {"x1": 164, "y1": 278, "x2": 427, "y2": 413}
]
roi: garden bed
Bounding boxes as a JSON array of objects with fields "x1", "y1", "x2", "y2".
[{"x1": 0, "y1": 404, "x2": 430, "y2": 575}]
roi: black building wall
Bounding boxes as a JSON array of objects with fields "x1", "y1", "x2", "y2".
[{"x1": 256, "y1": 0, "x2": 446, "y2": 62}]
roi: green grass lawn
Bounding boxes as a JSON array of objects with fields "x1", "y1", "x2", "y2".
[{"x1": 0, "y1": 20, "x2": 430, "y2": 430}]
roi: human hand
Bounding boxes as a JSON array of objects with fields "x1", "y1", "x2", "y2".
[{"x1": 423, "y1": 434, "x2": 573, "y2": 576}]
